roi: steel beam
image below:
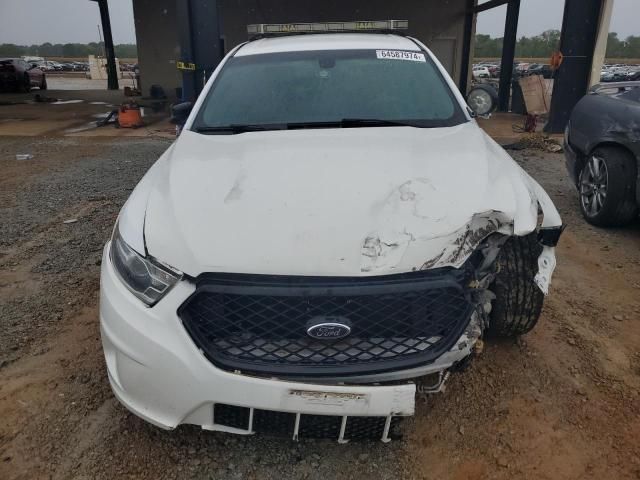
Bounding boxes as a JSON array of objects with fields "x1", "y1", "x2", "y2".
[
  {"x1": 473, "y1": 0, "x2": 509, "y2": 14},
  {"x1": 546, "y1": 0, "x2": 603, "y2": 133},
  {"x1": 176, "y1": 0, "x2": 224, "y2": 101},
  {"x1": 459, "y1": 0, "x2": 476, "y2": 94},
  {"x1": 176, "y1": 0, "x2": 196, "y2": 101},
  {"x1": 94, "y1": 0, "x2": 118, "y2": 90},
  {"x1": 498, "y1": 0, "x2": 520, "y2": 112}
]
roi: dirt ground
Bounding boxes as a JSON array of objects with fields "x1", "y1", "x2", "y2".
[
  {"x1": 0, "y1": 88, "x2": 175, "y2": 138},
  {"x1": 0, "y1": 134, "x2": 639, "y2": 480}
]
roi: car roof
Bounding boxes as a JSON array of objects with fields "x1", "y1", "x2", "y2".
[{"x1": 235, "y1": 33, "x2": 421, "y2": 57}]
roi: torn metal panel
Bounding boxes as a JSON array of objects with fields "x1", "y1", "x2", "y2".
[
  {"x1": 413, "y1": 212, "x2": 513, "y2": 271},
  {"x1": 534, "y1": 246, "x2": 557, "y2": 295}
]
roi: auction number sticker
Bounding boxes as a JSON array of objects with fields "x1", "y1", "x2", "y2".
[{"x1": 376, "y1": 50, "x2": 426, "y2": 62}]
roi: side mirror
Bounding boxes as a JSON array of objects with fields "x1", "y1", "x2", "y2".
[
  {"x1": 467, "y1": 84, "x2": 499, "y2": 119},
  {"x1": 170, "y1": 102, "x2": 193, "y2": 127}
]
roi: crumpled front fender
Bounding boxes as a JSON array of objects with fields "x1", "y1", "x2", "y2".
[
  {"x1": 393, "y1": 168, "x2": 563, "y2": 295},
  {"x1": 520, "y1": 169, "x2": 563, "y2": 295}
]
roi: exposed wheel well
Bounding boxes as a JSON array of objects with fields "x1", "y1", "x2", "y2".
[{"x1": 588, "y1": 141, "x2": 636, "y2": 161}]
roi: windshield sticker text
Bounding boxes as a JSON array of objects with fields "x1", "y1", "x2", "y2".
[{"x1": 376, "y1": 50, "x2": 426, "y2": 62}]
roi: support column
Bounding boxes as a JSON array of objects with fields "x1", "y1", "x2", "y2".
[
  {"x1": 95, "y1": 0, "x2": 118, "y2": 90},
  {"x1": 176, "y1": 0, "x2": 196, "y2": 101},
  {"x1": 458, "y1": 0, "x2": 476, "y2": 95},
  {"x1": 589, "y1": 0, "x2": 614, "y2": 87},
  {"x1": 498, "y1": 0, "x2": 521, "y2": 112},
  {"x1": 176, "y1": 0, "x2": 224, "y2": 101},
  {"x1": 546, "y1": 0, "x2": 604, "y2": 133}
]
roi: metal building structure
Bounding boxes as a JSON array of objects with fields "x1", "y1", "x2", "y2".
[
  {"x1": 90, "y1": 0, "x2": 119, "y2": 90},
  {"x1": 461, "y1": 0, "x2": 612, "y2": 132}
]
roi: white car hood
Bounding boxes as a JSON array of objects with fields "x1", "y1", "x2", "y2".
[{"x1": 137, "y1": 123, "x2": 558, "y2": 277}]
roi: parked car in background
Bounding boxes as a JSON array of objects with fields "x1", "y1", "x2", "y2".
[
  {"x1": 626, "y1": 70, "x2": 640, "y2": 81},
  {"x1": 472, "y1": 65, "x2": 490, "y2": 79},
  {"x1": 22, "y1": 56, "x2": 44, "y2": 65},
  {"x1": 0, "y1": 58, "x2": 46, "y2": 92},
  {"x1": 601, "y1": 70, "x2": 628, "y2": 83},
  {"x1": 71, "y1": 62, "x2": 89, "y2": 72},
  {"x1": 45, "y1": 60, "x2": 65, "y2": 72},
  {"x1": 527, "y1": 64, "x2": 554, "y2": 79},
  {"x1": 565, "y1": 82, "x2": 640, "y2": 226}
]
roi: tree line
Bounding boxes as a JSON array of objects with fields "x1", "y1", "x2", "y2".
[
  {"x1": 476, "y1": 30, "x2": 640, "y2": 59},
  {"x1": 3, "y1": 31, "x2": 639, "y2": 60},
  {"x1": 0, "y1": 42, "x2": 137, "y2": 59}
]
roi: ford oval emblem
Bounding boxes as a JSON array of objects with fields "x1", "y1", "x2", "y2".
[{"x1": 306, "y1": 316, "x2": 352, "y2": 340}]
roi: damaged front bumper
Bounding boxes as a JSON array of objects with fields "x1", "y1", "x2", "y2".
[{"x1": 101, "y1": 242, "x2": 485, "y2": 442}]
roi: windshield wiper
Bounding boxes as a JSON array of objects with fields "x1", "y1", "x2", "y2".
[
  {"x1": 194, "y1": 124, "x2": 285, "y2": 134},
  {"x1": 340, "y1": 118, "x2": 422, "y2": 128},
  {"x1": 196, "y1": 119, "x2": 424, "y2": 134},
  {"x1": 284, "y1": 119, "x2": 423, "y2": 130}
]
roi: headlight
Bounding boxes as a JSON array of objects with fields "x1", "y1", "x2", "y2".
[{"x1": 109, "y1": 224, "x2": 181, "y2": 306}]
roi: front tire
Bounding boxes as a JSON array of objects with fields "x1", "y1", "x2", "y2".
[
  {"x1": 488, "y1": 234, "x2": 544, "y2": 338},
  {"x1": 579, "y1": 146, "x2": 638, "y2": 227}
]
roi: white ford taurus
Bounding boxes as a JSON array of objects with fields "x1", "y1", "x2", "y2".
[{"x1": 100, "y1": 27, "x2": 563, "y2": 442}]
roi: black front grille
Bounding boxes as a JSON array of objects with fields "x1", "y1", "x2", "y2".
[
  {"x1": 179, "y1": 269, "x2": 474, "y2": 377},
  {"x1": 253, "y1": 409, "x2": 297, "y2": 437},
  {"x1": 213, "y1": 403, "x2": 250, "y2": 430},
  {"x1": 213, "y1": 404, "x2": 404, "y2": 441}
]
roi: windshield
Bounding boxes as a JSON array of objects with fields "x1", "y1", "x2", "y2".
[{"x1": 192, "y1": 49, "x2": 467, "y2": 132}]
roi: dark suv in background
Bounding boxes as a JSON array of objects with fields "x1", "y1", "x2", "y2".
[
  {"x1": 565, "y1": 82, "x2": 640, "y2": 227},
  {"x1": 0, "y1": 58, "x2": 47, "y2": 92}
]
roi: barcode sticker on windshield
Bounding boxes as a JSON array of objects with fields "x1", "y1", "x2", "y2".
[{"x1": 376, "y1": 50, "x2": 426, "y2": 62}]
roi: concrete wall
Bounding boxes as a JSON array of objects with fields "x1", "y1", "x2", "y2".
[
  {"x1": 219, "y1": 0, "x2": 468, "y2": 82},
  {"x1": 132, "y1": 0, "x2": 181, "y2": 99},
  {"x1": 132, "y1": 0, "x2": 468, "y2": 98}
]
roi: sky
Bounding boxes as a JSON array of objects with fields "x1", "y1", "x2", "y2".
[
  {"x1": 476, "y1": 0, "x2": 637, "y2": 38},
  {"x1": 0, "y1": 0, "x2": 638, "y2": 45}
]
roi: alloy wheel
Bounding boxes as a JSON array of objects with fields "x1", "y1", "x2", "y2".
[{"x1": 580, "y1": 156, "x2": 608, "y2": 217}]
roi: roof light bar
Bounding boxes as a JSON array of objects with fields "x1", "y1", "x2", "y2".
[{"x1": 247, "y1": 20, "x2": 409, "y2": 38}]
